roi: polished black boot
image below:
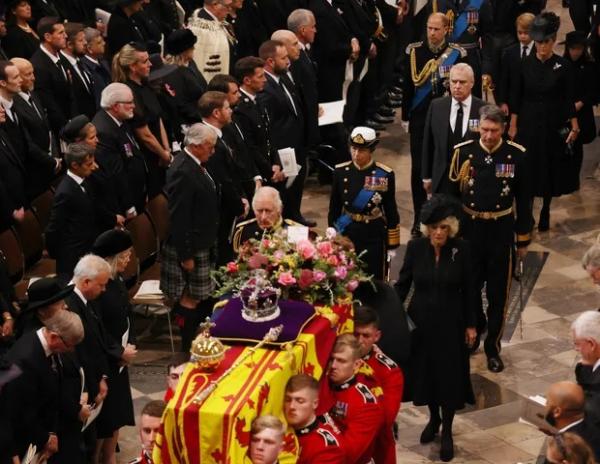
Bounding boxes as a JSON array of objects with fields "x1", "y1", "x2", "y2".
[
  {"x1": 420, "y1": 405, "x2": 441, "y2": 443},
  {"x1": 440, "y1": 407, "x2": 455, "y2": 461},
  {"x1": 538, "y1": 201, "x2": 550, "y2": 232}
]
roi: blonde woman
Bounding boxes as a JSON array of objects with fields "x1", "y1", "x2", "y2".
[{"x1": 394, "y1": 194, "x2": 477, "y2": 462}]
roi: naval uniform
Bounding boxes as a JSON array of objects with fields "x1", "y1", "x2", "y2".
[
  {"x1": 448, "y1": 138, "x2": 532, "y2": 358},
  {"x1": 328, "y1": 160, "x2": 400, "y2": 280},
  {"x1": 296, "y1": 413, "x2": 346, "y2": 464},
  {"x1": 232, "y1": 217, "x2": 304, "y2": 253},
  {"x1": 403, "y1": 40, "x2": 466, "y2": 229}
]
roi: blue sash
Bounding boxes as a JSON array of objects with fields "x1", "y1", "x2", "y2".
[
  {"x1": 410, "y1": 47, "x2": 461, "y2": 111},
  {"x1": 335, "y1": 167, "x2": 387, "y2": 234},
  {"x1": 451, "y1": 0, "x2": 484, "y2": 42}
]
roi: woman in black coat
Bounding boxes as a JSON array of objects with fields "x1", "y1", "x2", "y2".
[
  {"x1": 2, "y1": 0, "x2": 39, "y2": 59},
  {"x1": 91, "y1": 230, "x2": 137, "y2": 464},
  {"x1": 394, "y1": 195, "x2": 477, "y2": 462},
  {"x1": 563, "y1": 31, "x2": 598, "y2": 192}
]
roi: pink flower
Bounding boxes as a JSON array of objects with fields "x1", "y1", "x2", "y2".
[
  {"x1": 325, "y1": 227, "x2": 337, "y2": 239},
  {"x1": 226, "y1": 261, "x2": 238, "y2": 273},
  {"x1": 273, "y1": 250, "x2": 285, "y2": 262},
  {"x1": 317, "y1": 241, "x2": 333, "y2": 257},
  {"x1": 334, "y1": 266, "x2": 348, "y2": 280},
  {"x1": 262, "y1": 239, "x2": 270, "y2": 248},
  {"x1": 298, "y1": 269, "x2": 314, "y2": 289},
  {"x1": 278, "y1": 271, "x2": 297, "y2": 286},
  {"x1": 347, "y1": 260, "x2": 355, "y2": 270},
  {"x1": 313, "y1": 270, "x2": 327, "y2": 282},
  {"x1": 248, "y1": 253, "x2": 269, "y2": 269},
  {"x1": 346, "y1": 279, "x2": 359, "y2": 291},
  {"x1": 296, "y1": 240, "x2": 317, "y2": 260},
  {"x1": 327, "y1": 255, "x2": 339, "y2": 266}
]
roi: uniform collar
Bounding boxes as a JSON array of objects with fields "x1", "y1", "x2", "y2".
[
  {"x1": 428, "y1": 40, "x2": 446, "y2": 53},
  {"x1": 353, "y1": 159, "x2": 374, "y2": 171},
  {"x1": 296, "y1": 415, "x2": 319, "y2": 435},
  {"x1": 331, "y1": 375, "x2": 357, "y2": 391},
  {"x1": 479, "y1": 139, "x2": 503, "y2": 154}
]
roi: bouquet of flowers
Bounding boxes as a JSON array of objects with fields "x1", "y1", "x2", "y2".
[{"x1": 212, "y1": 227, "x2": 372, "y2": 305}]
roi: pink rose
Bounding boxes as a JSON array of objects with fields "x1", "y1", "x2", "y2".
[
  {"x1": 298, "y1": 269, "x2": 314, "y2": 289},
  {"x1": 327, "y1": 255, "x2": 339, "y2": 266},
  {"x1": 296, "y1": 240, "x2": 317, "y2": 260},
  {"x1": 226, "y1": 261, "x2": 238, "y2": 273},
  {"x1": 347, "y1": 260, "x2": 355, "y2": 270},
  {"x1": 262, "y1": 239, "x2": 270, "y2": 248},
  {"x1": 317, "y1": 241, "x2": 333, "y2": 257},
  {"x1": 278, "y1": 271, "x2": 297, "y2": 286},
  {"x1": 248, "y1": 253, "x2": 269, "y2": 269},
  {"x1": 273, "y1": 250, "x2": 285, "y2": 262},
  {"x1": 346, "y1": 279, "x2": 359, "y2": 291},
  {"x1": 334, "y1": 266, "x2": 348, "y2": 280},
  {"x1": 313, "y1": 270, "x2": 327, "y2": 282}
]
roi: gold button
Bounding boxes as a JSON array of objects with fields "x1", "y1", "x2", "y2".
[
  {"x1": 507, "y1": 155, "x2": 512, "y2": 159},
  {"x1": 496, "y1": 204, "x2": 500, "y2": 209},
  {"x1": 372, "y1": 171, "x2": 376, "y2": 175},
  {"x1": 469, "y1": 190, "x2": 474, "y2": 195},
  {"x1": 344, "y1": 201, "x2": 349, "y2": 205},
  {"x1": 346, "y1": 167, "x2": 349, "y2": 171},
  {"x1": 344, "y1": 189, "x2": 348, "y2": 194},
  {"x1": 469, "y1": 154, "x2": 473, "y2": 159},
  {"x1": 344, "y1": 178, "x2": 348, "y2": 182},
  {"x1": 365, "y1": 219, "x2": 369, "y2": 224},
  {"x1": 503, "y1": 180, "x2": 507, "y2": 184}
]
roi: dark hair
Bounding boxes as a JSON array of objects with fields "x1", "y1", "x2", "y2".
[
  {"x1": 258, "y1": 40, "x2": 284, "y2": 61},
  {"x1": 207, "y1": 74, "x2": 238, "y2": 93},
  {"x1": 141, "y1": 400, "x2": 166, "y2": 418},
  {"x1": 64, "y1": 22, "x2": 84, "y2": 42},
  {"x1": 354, "y1": 305, "x2": 380, "y2": 329},
  {"x1": 479, "y1": 104, "x2": 505, "y2": 125},
  {"x1": 198, "y1": 91, "x2": 228, "y2": 118},
  {"x1": 37, "y1": 16, "x2": 61, "y2": 39},
  {"x1": 166, "y1": 352, "x2": 190, "y2": 373},
  {"x1": 0, "y1": 60, "x2": 14, "y2": 81},
  {"x1": 234, "y1": 56, "x2": 265, "y2": 82}
]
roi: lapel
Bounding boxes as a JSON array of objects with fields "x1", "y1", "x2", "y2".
[
  {"x1": 0, "y1": 129, "x2": 26, "y2": 172},
  {"x1": 440, "y1": 97, "x2": 452, "y2": 153},
  {"x1": 266, "y1": 74, "x2": 296, "y2": 116},
  {"x1": 14, "y1": 94, "x2": 40, "y2": 122},
  {"x1": 324, "y1": 0, "x2": 349, "y2": 30},
  {"x1": 184, "y1": 152, "x2": 215, "y2": 195}
]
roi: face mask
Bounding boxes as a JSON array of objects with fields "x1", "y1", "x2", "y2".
[{"x1": 545, "y1": 410, "x2": 557, "y2": 426}]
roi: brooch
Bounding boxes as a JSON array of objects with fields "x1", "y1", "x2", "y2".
[
  {"x1": 371, "y1": 192, "x2": 382, "y2": 205},
  {"x1": 451, "y1": 247, "x2": 458, "y2": 262},
  {"x1": 502, "y1": 185, "x2": 511, "y2": 196},
  {"x1": 484, "y1": 155, "x2": 493, "y2": 165},
  {"x1": 553, "y1": 62, "x2": 562, "y2": 70}
]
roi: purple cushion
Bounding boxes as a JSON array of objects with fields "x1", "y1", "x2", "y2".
[{"x1": 212, "y1": 298, "x2": 316, "y2": 345}]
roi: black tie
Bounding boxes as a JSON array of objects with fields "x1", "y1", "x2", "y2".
[
  {"x1": 454, "y1": 102, "x2": 464, "y2": 140},
  {"x1": 521, "y1": 45, "x2": 527, "y2": 60},
  {"x1": 28, "y1": 94, "x2": 42, "y2": 118}
]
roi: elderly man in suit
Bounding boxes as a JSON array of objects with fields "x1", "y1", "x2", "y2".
[
  {"x1": 81, "y1": 28, "x2": 111, "y2": 108},
  {"x1": 45, "y1": 142, "x2": 119, "y2": 282},
  {"x1": 160, "y1": 124, "x2": 220, "y2": 352},
  {"x1": 92, "y1": 82, "x2": 148, "y2": 217},
  {"x1": 422, "y1": 63, "x2": 485, "y2": 200}
]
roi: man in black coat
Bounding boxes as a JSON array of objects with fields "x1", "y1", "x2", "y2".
[
  {"x1": 572, "y1": 311, "x2": 600, "y2": 428},
  {"x1": 45, "y1": 142, "x2": 119, "y2": 282},
  {"x1": 422, "y1": 63, "x2": 485, "y2": 199},
  {"x1": 0, "y1": 108, "x2": 27, "y2": 228},
  {"x1": 30, "y1": 17, "x2": 76, "y2": 140},
  {"x1": 92, "y1": 82, "x2": 148, "y2": 216},
  {"x1": 81, "y1": 28, "x2": 112, "y2": 108},
  {"x1": 106, "y1": 0, "x2": 148, "y2": 58},
  {"x1": 4, "y1": 309, "x2": 84, "y2": 461}
]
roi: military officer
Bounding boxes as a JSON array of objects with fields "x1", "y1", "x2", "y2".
[
  {"x1": 448, "y1": 104, "x2": 532, "y2": 373},
  {"x1": 402, "y1": 12, "x2": 466, "y2": 237},
  {"x1": 425, "y1": 0, "x2": 494, "y2": 98},
  {"x1": 328, "y1": 127, "x2": 400, "y2": 280}
]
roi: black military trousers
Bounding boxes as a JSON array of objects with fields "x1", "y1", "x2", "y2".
[
  {"x1": 462, "y1": 214, "x2": 513, "y2": 358},
  {"x1": 409, "y1": 123, "x2": 427, "y2": 228},
  {"x1": 345, "y1": 221, "x2": 386, "y2": 280}
]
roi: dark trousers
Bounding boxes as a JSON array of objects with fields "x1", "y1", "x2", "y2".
[
  {"x1": 409, "y1": 125, "x2": 427, "y2": 228},
  {"x1": 569, "y1": 0, "x2": 595, "y2": 32},
  {"x1": 346, "y1": 222, "x2": 386, "y2": 280},
  {"x1": 462, "y1": 215, "x2": 513, "y2": 358},
  {"x1": 282, "y1": 150, "x2": 307, "y2": 220}
]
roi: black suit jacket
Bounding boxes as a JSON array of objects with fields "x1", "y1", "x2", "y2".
[
  {"x1": 290, "y1": 51, "x2": 320, "y2": 148},
  {"x1": 0, "y1": 129, "x2": 27, "y2": 214},
  {"x1": 92, "y1": 110, "x2": 148, "y2": 214},
  {"x1": 30, "y1": 47, "x2": 76, "y2": 137},
  {"x1": 422, "y1": 95, "x2": 485, "y2": 192},
  {"x1": 13, "y1": 91, "x2": 55, "y2": 157},
  {"x1": 80, "y1": 56, "x2": 112, "y2": 109},
  {"x1": 5, "y1": 331, "x2": 60, "y2": 456},
  {"x1": 62, "y1": 56, "x2": 97, "y2": 119},
  {"x1": 45, "y1": 175, "x2": 115, "y2": 277},
  {"x1": 165, "y1": 151, "x2": 220, "y2": 259},
  {"x1": 497, "y1": 43, "x2": 535, "y2": 108},
  {"x1": 164, "y1": 63, "x2": 206, "y2": 124}
]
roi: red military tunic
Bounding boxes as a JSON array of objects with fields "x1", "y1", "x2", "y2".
[
  {"x1": 322, "y1": 376, "x2": 384, "y2": 464},
  {"x1": 296, "y1": 413, "x2": 347, "y2": 464}
]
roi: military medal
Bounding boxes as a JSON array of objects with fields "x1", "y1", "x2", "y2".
[
  {"x1": 502, "y1": 185, "x2": 511, "y2": 196},
  {"x1": 364, "y1": 176, "x2": 388, "y2": 191},
  {"x1": 468, "y1": 119, "x2": 480, "y2": 132},
  {"x1": 124, "y1": 143, "x2": 133, "y2": 158},
  {"x1": 371, "y1": 192, "x2": 382, "y2": 205},
  {"x1": 495, "y1": 163, "x2": 515, "y2": 178},
  {"x1": 484, "y1": 155, "x2": 493, "y2": 165},
  {"x1": 467, "y1": 10, "x2": 478, "y2": 34}
]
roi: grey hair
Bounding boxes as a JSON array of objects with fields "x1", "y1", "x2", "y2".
[
  {"x1": 419, "y1": 216, "x2": 460, "y2": 238},
  {"x1": 65, "y1": 142, "x2": 94, "y2": 167},
  {"x1": 571, "y1": 311, "x2": 600, "y2": 341},
  {"x1": 271, "y1": 29, "x2": 296, "y2": 43},
  {"x1": 45, "y1": 310, "x2": 84, "y2": 345},
  {"x1": 287, "y1": 9, "x2": 315, "y2": 33},
  {"x1": 183, "y1": 123, "x2": 218, "y2": 147},
  {"x1": 73, "y1": 254, "x2": 111, "y2": 283},
  {"x1": 450, "y1": 62, "x2": 475, "y2": 82},
  {"x1": 100, "y1": 82, "x2": 133, "y2": 109},
  {"x1": 479, "y1": 104, "x2": 506, "y2": 125},
  {"x1": 84, "y1": 27, "x2": 101, "y2": 44},
  {"x1": 582, "y1": 240, "x2": 600, "y2": 270},
  {"x1": 252, "y1": 186, "x2": 283, "y2": 212}
]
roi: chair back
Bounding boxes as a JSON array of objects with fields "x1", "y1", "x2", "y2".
[
  {"x1": 14, "y1": 210, "x2": 44, "y2": 268},
  {"x1": 126, "y1": 212, "x2": 159, "y2": 272},
  {"x1": 146, "y1": 193, "x2": 170, "y2": 244},
  {"x1": 0, "y1": 228, "x2": 25, "y2": 284},
  {"x1": 31, "y1": 189, "x2": 55, "y2": 230}
]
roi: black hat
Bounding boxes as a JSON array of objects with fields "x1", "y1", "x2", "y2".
[
  {"x1": 6, "y1": 0, "x2": 31, "y2": 10},
  {"x1": 92, "y1": 229, "x2": 133, "y2": 258},
  {"x1": 148, "y1": 54, "x2": 177, "y2": 82},
  {"x1": 117, "y1": 0, "x2": 143, "y2": 7},
  {"x1": 27, "y1": 277, "x2": 74, "y2": 312},
  {"x1": 561, "y1": 30, "x2": 588, "y2": 48},
  {"x1": 419, "y1": 194, "x2": 462, "y2": 225},
  {"x1": 529, "y1": 12, "x2": 560, "y2": 42},
  {"x1": 349, "y1": 126, "x2": 379, "y2": 149},
  {"x1": 61, "y1": 115, "x2": 90, "y2": 143},
  {"x1": 165, "y1": 29, "x2": 197, "y2": 56},
  {"x1": 146, "y1": 40, "x2": 161, "y2": 55}
]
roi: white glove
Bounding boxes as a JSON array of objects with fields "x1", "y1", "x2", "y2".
[
  {"x1": 387, "y1": 250, "x2": 397, "y2": 260},
  {"x1": 400, "y1": 121, "x2": 409, "y2": 133}
]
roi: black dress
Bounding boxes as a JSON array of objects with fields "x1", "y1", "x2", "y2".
[
  {"x1": 510, "y1": 53, "x2": 577, "y2": 197},
  {"x1": 126, "y1": 78, "x2": 167, "y2": 198},
  {"x1": 394, "y1": 237, "x2": 476, "y2": 409},
  {"x1": 94, "y1": 277, "x2": 135, "y2": 437},
  {"x1": 2, "y1": 25, "x2": 40, "y2": 59}
]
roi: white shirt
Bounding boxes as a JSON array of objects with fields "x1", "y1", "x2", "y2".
[
  {"x1": 36, "y1": 328, "x2": 53, "y2": 357},
  {"x1": 202, "y1": 120, "x2": 223, "y2": 138},
  {"x1": 67, "y1": 170, "x2": 85, "y2": 189},
  {"x1": 202, "y1": 7, "x2": 219, "y2": 21},
  {"x1": 40, "y1": 44, "x2": 68, "y2": 80},
  {"x1": 520, "y1": 41, "x2": 534, "y2": 57},
  {"x1": 593, "y1": 358, "x2": 600, "y2": 372},
  {"x1": 558, "y1": 418, "x2": 584, "y2": 433},
  {"x1": 449, "y1": 95, "x2": 472, "y2": 137},
  {"x1": 184, "y1": 147, "x2": 202, "y2": 167},
  {"x1": 73, "y1": 286, "x2": 88, "y2": 306},
  {"x1": 0, "y1": 95, "x2": 16, "y2": 122},
  {"x1": 240, "y1": 87, "x2": 256, "y2": 102},
  {"x1": 106, "y1": 110, "x2": 123, "y2": 127}
]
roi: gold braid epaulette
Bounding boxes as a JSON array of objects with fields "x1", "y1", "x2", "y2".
[
  {"x1": 410, "y1": 48, "x2": 439, "y2": 86},
  {"x1": 448, "y1": 147, "x2": 471, "y2": 192}
]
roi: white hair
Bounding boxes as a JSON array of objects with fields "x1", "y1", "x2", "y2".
[
  {"x1": 252, "y1": 186, "x2": 282, "y2": 212},
  {"x1": 450, "y1": 62, "x2": 475, "y2": 82},
  {"x1": 571, "y1": 311, "x2": 600, "y2": 341},
  {"x1": 287, "y1": 9, "x2": 315, "y2": 33},
  {"x1": 45, "y1": 310, "x2": 84, "y2": 345},
  {"x1": 73, "y1": 254, "x2": 111, "y2": 283},
  {"x1": 100, "y1": 82, "x2": 133, "y2": 109},
  {"x1": 183, "y1": 123, "x2": 218, "y2": 147},
  {"x1": 582, "y1": 241, "x2": 600, "y2": 270}
]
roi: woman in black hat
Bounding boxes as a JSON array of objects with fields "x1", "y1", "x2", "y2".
[
  {"x1": 394, "y1": 194, "x2": 477, "y2": 462},
  {"x1": 91, "y1": 230, "x2": 137, "y2": 463},
  {"x1": 508, "y1": 11, "x2": 580, "y2": 231},
  {"x1": 562, "y1": 31, "x2": 598, "y2": 192},
  {"x1": 60, "y1": 114, "x2": 98, "y2": 149},
  {"x1": 2, "y1": 0, "x2": 39, "y2": 59}
]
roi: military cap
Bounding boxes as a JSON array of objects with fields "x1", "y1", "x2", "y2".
[{"x1": 349, "y1": 126, "x2": 379, "y2": 149}]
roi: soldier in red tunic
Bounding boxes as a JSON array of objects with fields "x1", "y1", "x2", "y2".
[
  {"x1": 284, "y1": 374, "x2": 346, "y2": 464},
  {"x1": 128, "y1": 400, "x2": 166, "y2": 464},
  {"x1": 320, "y1": 334, "x2": 384, "y2": 464}
]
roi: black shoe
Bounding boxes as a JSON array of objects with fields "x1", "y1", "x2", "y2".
[
  {"x1": 391, "y1": 85, "x2": 403, "y2": 94},
  {"x1": 440, "y1": 432, "x2": 454, "y2": 462},
  {"x1": 379, "y1": 104, "x2": 396, "y2": 113},
  {"x1": 372, "y1": 113, "x2": 395, "y2": 124},
  {"x1": 295, "y1": 216, "x2": 317, "y2": 227},
  {"x1": 388, "y1": 90, "x2": 403, "y2": 99},
  {"x1": 538, "y1": 209, "x2": 549, "y2": 232},
  {"x1": 420, "y1": 419, "x2": 441, "y2": 444},
  {"x1": 469, "y1": 333, "x2": 481, "y2": 354},
  {"x1": 487, "y1": 356, "x2": 504, "y2": 373},
  {"x1": 410, "y1": 224, "x2": 422, "y2": 238},
  {"x1": 364, "y1": 119, "x2": 386, "y2": 130},
  {"x1": 377, "y1": 106, "x2": 396, "y2": 117},
  {"x1": 386, "y1": 99, "x2": 402, "y2": 108}
]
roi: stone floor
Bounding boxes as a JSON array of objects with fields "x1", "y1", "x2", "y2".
[{"x1": 115, "y1": 1, "x2": 600, "y2": 462}]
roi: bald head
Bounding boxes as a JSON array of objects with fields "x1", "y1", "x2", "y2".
[
  {"x1": 10, "y1": 57, "x2": 34, "y2": 92},
  {"x1": 547, "y1": 381, "x2": 585, "y2": 411},
  {"x1": 271, "y1": 29, "x2": 301, "y2": 61}
]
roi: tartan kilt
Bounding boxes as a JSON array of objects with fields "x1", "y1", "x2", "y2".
[{"x1": 160, "y1": 242, "x2": 215, "y2": 301}]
